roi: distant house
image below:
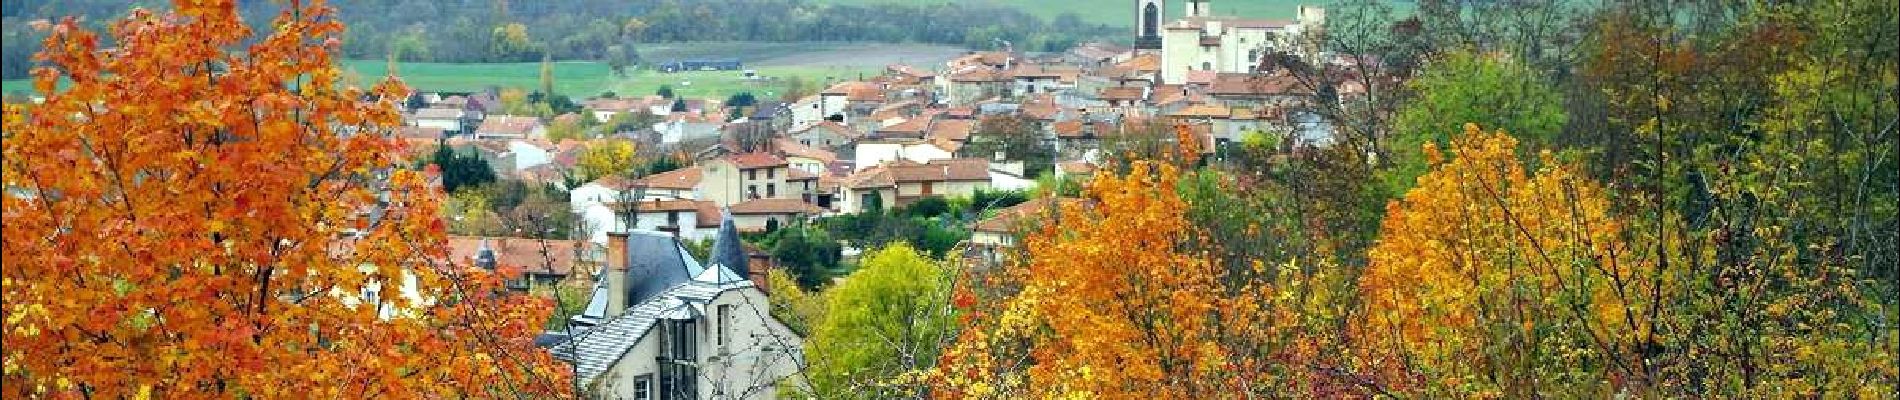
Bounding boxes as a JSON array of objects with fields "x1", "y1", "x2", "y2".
[
  {"x1": 658, "y1": 59, "x2": 744, "y2": 72},
  {"x1": 475, "y1": 115, "x2": 547, "y2": 140},
  {"x1": 447, "y1": 236, "x2": 591, "y2": 290},
  {"x1": 853, "y1": 139, "x2": 955, "y2": 170},
  {"x1": 654, "y1": 112, "x2": 725, "y2": 144},
  {"x1": 700, "y1": 153, "x2": 810, "y2": 207},
  {"x1": 970, "y1": 197, "x2": 1085, "y2": 263},
  {"x1": 942, "y1": 67, "x2": 1009, "y2": 106},
  {"x1": 580, "y1": 198, "x2": 722, "y2": 242},
  {"x1": 413, "y1": 107, "x2": 469, "y2": 133},
  {"x1": 728, "y1": 198, "x2": 824, "y2": 231},
  {"x1": 552, "y1": 222, "x2": 804, "y2": 398},
  {"x1": 772, "y1": 138, "x2": 837, "y2": 178},
  {"x1": 788, "y1": 121, "x2": 858, "y2": 149},
  {"x1": 836, "y1": 158, "x2": 992, "y2": 214}
]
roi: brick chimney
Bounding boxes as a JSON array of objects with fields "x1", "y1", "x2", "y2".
[
  {"x1": 747, "y1": 252, "x2": 774, "y2": 295},
  {"x1": 605, "y1": 232, "x2": 630, "y2": 316}
]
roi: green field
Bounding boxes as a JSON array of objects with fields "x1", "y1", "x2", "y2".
[{"x1": 818, "y1": 0, "x2": 1330, "y2": 27}]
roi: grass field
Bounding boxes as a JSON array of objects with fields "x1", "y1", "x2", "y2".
[
  {"x1": 7, "y1": 42, "x2": 953, "y2": 100},
  {"x1": 817, "y1": 0, "x2": 1331, "y2": 27}
]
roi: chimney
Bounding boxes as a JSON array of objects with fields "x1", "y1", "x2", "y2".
[
  {"x1": 747, "y1": 252, "x2": 774, "y2": 294},
  {"x1": 605, "y1": 232, "x2": 630, "y2": 316}
]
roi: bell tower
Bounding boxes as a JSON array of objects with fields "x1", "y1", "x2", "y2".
[
  {"x1": 1186, "y1": 0, "x2": 1212, "y2": 18},
  {"x1": 1134, "y1": 0, "x2": 1162, "y2": 50}
]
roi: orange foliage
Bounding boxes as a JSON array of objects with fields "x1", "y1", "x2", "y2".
[
  {"x1": 2, "y1": 1, "x2": 568, "y2": 397},
  {"x1": 937, "y1": 160, "x2": 1253, "y2": 398}
]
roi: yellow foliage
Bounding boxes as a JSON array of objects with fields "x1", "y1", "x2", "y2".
[{"x1": 1358, "y1": 124, "x2": 1653, "y2": 395}]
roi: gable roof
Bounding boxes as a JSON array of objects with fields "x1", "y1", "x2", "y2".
[
  {"x1": 974, "y1": 197, "x2": 1086, "y2": 233},
  {"x1": 414, "y1": 107, "x2": 464, "y2": 120},
  {"x1": 476, "y1": 115, "x2": 543, "y2": 136},
  {"x1": 633, "y1": 166, "x2": 703, "y2": 190},
  {"x1": 773, "y1": 138, "x2": 839, "y2": 164},
  {"x1": 447, "y1": 236, "x2": 587, "y2": 276},
  {"x1": 1208, "y1": 73, "x2": 1311, "y2": 96},
  {"x1": 926, "y1": 118, "x2": 976, "y2": 142},
  {"x1": 723, "y1": 152, "x2": 788, "y2": 169},
  {"x1": 875, "y1": 158, "x2": 992, "y2": 183},
  {"x1": 1100, "y1": 86, "x2": 1146, "y2": 101},
  {"x1": 728, "y1": 198, "x2": 824, "y2": 215},
  {"x1": 793, "y1": 121, "x2": 859, "y2": 140}
]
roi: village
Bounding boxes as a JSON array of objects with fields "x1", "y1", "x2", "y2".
[
  {"x1": 11, "y1": 0, "x2": 1892, "y2": 397},
  {"x1": 386, "y1": 1, "x2": 1354, "y2": 397}
]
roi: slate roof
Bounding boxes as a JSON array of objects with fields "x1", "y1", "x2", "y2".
[{"x1": 555, "y1": 220, "x2": 757, "y2": 387}]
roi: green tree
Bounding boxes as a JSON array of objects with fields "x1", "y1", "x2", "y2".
[
  {"x1": 769, "y1": 226, "x2": 842, "y2": 290},
  {"x1": 656, "y1": 84, "x2": 675, "y2": 99},
  {"x1": 1385, "y1": 50, "x2": 1566, "y2": 194},
  {"x1": 805, "y1": 243, "x2": 958, "y2": 399}
]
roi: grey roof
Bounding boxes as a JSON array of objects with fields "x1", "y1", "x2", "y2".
[
  {"x1": 702, "y1": 214, "x2": 749, "y2": 284},
  {"x1": 555, "y1": 280, "x2": 752, "y2": 386},
  {"x1": 570, "y1": 230, "x2": 704, "y2": 327},
  {"x1": 554, "y1": 228, "x2": 758, "y2": 386}
]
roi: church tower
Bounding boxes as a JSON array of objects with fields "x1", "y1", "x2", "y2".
[
  {"x1": 1134, "y1": 0, "x2": 1163, "y2": 50},
  {"x1": 1186, "y1": 0, "x2": 1212, "y2": 18}
]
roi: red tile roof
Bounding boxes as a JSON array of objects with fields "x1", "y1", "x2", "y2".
[
  {"x1": 1208, "y1": 73, "x2": 1311, "y2": 96},
  {"x1": 633, "y1": 166, "x2": 703, "y2": 190},
  {"x1": 973, "y1": 197, "x2": 1087, "y2": 233},
  {"x1": 728, "y1": 198, "x2": 823, "y2": 215},
  {"x1": 724, "y1": 152, "x2": 788, "y2": 169},
  {"x1": 1100, "y1": 86, "x2": 1146, "y2": 101},
  {"x1": 476, "y1": 115, "x2": 543, "y2": 137},
  {"x1": 773, "y1": 138, "x2": 839, "y2": 164},
  {"x1": 926, "y1": 118, "x2": 977, "y2": 142},
  {"x1": 447, "y1": 236, "x2": 588, "y2": 276}
]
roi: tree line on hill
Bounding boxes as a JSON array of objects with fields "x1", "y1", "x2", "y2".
[{"x1": 1, "y1": 0, "x2": 1120, "y2": 81}]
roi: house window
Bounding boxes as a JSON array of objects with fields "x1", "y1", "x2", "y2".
[
  {"x1": 717, "y1": 304, "x2": 735, "y2": 352},
  {"x1": 922, "y1": 181, "x2": 934, "y2": 195},
  {"x1": 767, "y1": 183, "x2": 777, "y2": 198},
  {"x1": 768, "y1": 168, "x2": 776, "y2": 179},
  {"x1": 748, "y1": 185, "x2": 758, "y2": 199},
  {"x1": 1202, "y1": 62, "x2": 1213, "y2": 71},
  {"x1": 747, "y1": 169, "x2": 757, "y2": 180},
  {"x1": 633, "y1": 374, "x2": 653, "y2": 400},
  {"x1": 659, "y1": 319, "x2": 698, "y2": 399},
  {"x1": 667, "y1": 211, "x2": 679, "y2": 226}
]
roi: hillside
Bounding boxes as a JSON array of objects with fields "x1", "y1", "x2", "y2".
[{"x1": 816, "y1": 0, "x2": 1346, "y2": 27}]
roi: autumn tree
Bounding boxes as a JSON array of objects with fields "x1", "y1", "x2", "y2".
[
  {"x1": 1, "y1": 1, "x2": 568, "y2": 397},
  {"x1": 574, "y1": 139, "x2": 638, "y2": 184},
  {"x1": 936, "y1": 156, "x2": 1339, "y2": 397},
  {"x1": 1358, "y1": 125, "x2": 1649, "y2": 396}
]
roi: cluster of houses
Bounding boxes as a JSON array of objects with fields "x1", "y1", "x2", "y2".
[
  {"x1": 557, "y1": 4, "x2": 1358, "y2": 251},
  {"x1": 374, "y1": 2, "x2": 1367, "y2": 397}
]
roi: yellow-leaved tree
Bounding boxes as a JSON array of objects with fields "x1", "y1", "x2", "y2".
[{"x1": 1357, "y1": 124, "x2": 1655, "y2": 396}]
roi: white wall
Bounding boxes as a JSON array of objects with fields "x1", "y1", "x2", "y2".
[
  {"x1": 593, "y1": 288, "x2": 806, "y2": 399},
  {"x1": 853, "y1": 143, "x2": 953, "y2": 171},
  {"x1": 416, "y1": 118, "x2": 462, "y2": 132}
]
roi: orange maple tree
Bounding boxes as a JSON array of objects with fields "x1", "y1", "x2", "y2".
[
  {"x1": 935, "y1": 150, "x2": 1309, "y2": 397},
  {"x1": 2, "y1": 1, "x2": 568, "y2": 397}
]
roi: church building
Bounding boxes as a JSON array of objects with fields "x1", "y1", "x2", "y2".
[{"x1": 1147, "y1": 0, "x2": 1327, "y2": 84}]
